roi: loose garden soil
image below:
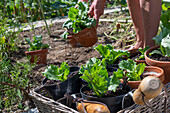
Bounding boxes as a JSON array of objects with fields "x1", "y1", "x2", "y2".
[
  {"x1": 149, "y1": 54, "x2": 170, "y2": 62},
  {"x1": 13, "y1": 11, "x2": 134, "y2": 87},
  {"x1": 4, "y1": 11, "x2": 136, "y2": 112}
]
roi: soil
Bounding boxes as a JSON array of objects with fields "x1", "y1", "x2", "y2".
[
  {"x1": 130, "y1": 52, "x2": 145, "y2": 61},
  {"x1": 5, "y1": 11, "x2": 136, "y2": 112},
  {"x1": 82, "y1": 83, "x2": 131, "y2": 97},
  {"x1": 13, "y1": 11, "x2": 134, "y2": 87},
  {"x1": 149, "y1": 52, "x2": 170, "y2": 62}
]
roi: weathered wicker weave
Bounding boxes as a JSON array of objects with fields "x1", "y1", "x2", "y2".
[
  {"x1": 29, "y1": 86, "x2": 79, "y2": 113},
  {"x1": 118, "y1": 82, "x2": 170, "y2": 113},
  {"x1": 30, "y1": 83, "x2": 169, "y2": 113}
]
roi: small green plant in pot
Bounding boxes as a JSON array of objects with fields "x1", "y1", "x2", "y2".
[
  {"x1": 117, "y1": 59, "x2": 164, "y2": 89},
  {"x1": 79, "y1": 57, "x2": 131, "y2": 113},
  {"x1": 25, "y1": 35, "x2": 49, "y2": 64},
  {"x1": 61, "y1": 2, "x2": 97, "y2": 47},
  {"x1": 131, "y1": 46, "x2": 149, "y2": 64},
  {"x1": 42, "y1": 62, "x2": 81, "y2": 101},
  {"x1": 95, "y1": 44, "x2": 130, "y2": 68}
]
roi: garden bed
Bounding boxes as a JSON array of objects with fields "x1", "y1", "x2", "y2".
[
  {"x1": 15, "y1": 11, "x2": 134, "y2": 86},
  {"x1": 2, "y1": 10, "x2": 136, "y2": 112}
]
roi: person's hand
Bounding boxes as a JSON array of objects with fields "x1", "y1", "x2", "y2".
[
  {"x1": 88, "y1": 0, "x2": 106, "y2": 28},
  {"x1": 78, "y1": 0, "x2": 106, "y2": 28}
]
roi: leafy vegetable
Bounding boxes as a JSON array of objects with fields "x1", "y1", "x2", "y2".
[
  {"x1": 151, "y1": 3, "x2": 170, "y2": 57},
  {"x1": 42, "y1": 62, "x2": 70, "y2": 82},
  {"x1": 61, "y1": 2, "x2": 97, "y2": 39},
  {"x1": 95, "y1": 44, "x2": 130, "y2": 65},
  {"x1": 25, "y1": 35, "x2": 49, "y2": 51},
  {"x1": 80, "y1": 58, "x2": 121, "y2": 97},
  {"x1": 118, "y1": 59, "x2": 146, "y2": 81},
  {"x1": 150, "y1": 34, "x2": 170, "y2": 57},
  {"x1": 136, "y1": 46, "x2": 149, "y2": 60}
]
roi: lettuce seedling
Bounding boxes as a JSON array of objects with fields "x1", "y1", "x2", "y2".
[
  {"x1": 95, "y1": 44, "x2": 130, "y2": 65},
  {"x1": 25, "y1": 35, "x2": 49, "y2": 51},
  {"x1": 42, "y1": 62, "x2": 70, "y2": 82},
  {"x1": 61, "y1": 2, "x2": 97, "y2": 39},
  {"x1": 136, "y1": 46, "x2": 149, "y2": 60},
  {"x1": 118, "y1": 59, "x2": 146, "y2": 81},
  {"x1": 80, "y1": 58, "x2": 121, "y2": 97}
]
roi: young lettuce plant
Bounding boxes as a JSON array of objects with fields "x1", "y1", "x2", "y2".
[
  {"x1": 80, "y1": 58, "x2": 122, "y2": 97},
  {"x1": 95, "y1": 44, "x2": 130, "y2": 65},
  {"x1": 118, "y1": 59, "x2": 146, "y2": 81},
  {"x1": 42, "y1": 62, "x2": 70, "y2": 82},
  {"x1": 61, "y1": 2, "x2": 97, "y2": 39},
  {"x1": 136, "y1": 46, "x2": 149, "y2": 60},
  {"x1": 25, "y1": 35, "x2": 49, "y2": 51}
]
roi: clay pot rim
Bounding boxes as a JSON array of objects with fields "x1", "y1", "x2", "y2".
[
  {"x1": 134, "y1": 59, "x2": 146, "y2": 63},
  {"x1": 25, "y1": 48, "x2": 48, "y2": 54},
  {"x1": 144, "y1": 45, "x2": 170, "y2": 64},
  {"x1": 67, "y1": 27, "x2": 96, "y2": 36},
  {"x1": 144, "y1": 66, "x2": 164, "y2": 76}
]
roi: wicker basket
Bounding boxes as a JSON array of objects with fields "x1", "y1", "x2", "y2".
[
  {"x1": 118, "y1": 82, "x2": 170, "y2": 113},
  {"x1": 29, "y1": 86, "x2": 79, "y2": 113},
  {"x1": 29, "y1": 83, "x2": 169, "y2": 113}
]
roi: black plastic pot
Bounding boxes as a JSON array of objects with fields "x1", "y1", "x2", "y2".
[
  {"x1": 42, "y1": 66, "x2": 81, "y2": 101},
  {"x1": 106, "y1": 66, "x2": 118, "y2": 76},
  {"x1": 80, "y1": 84, "x2": 131, "y2": 113}
]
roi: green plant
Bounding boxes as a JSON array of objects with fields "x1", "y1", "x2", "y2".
[
  {"x1": 150, "y1": 34, "x2": 170, "y2": 57},
  {"x1": 150, "y1": 2, "x2": 170, "y2": 57},
  {"x1": 118, "y1": 59, "x2": 146, "y2": 81},
  {"x1": 0, "y1": 57, "x2": 35, "y2": 110},
  {"x1": 80, "y1": 57, "x2": 122, "y2": 97},
  {"x1": 136, "y1": 46, "x2": 149, "y2": 60},
  {"x1": 0, "y1": 11, "x2": 21, "y2": 60},
  {"x1": 61, "y1": 1, "x2": 97, "y2": 39},
  {"x1": 25, "y1": 35, "x2": 49, "y2": 51},
  {"x1": 95, "y1": 44, "x2": 130, "y2": 65},
  {"x1": 42, "y1": 62, "x2": 70, "y2": 82}
]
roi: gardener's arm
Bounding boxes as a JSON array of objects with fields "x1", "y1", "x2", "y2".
[{"x1": 78, "y1": 0, "x2": 106, "y2": 27}]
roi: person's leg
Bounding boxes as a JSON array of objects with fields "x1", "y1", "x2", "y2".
[
  {"x1": 127, "y1": 0, "x2": 144, "y2": 50},
  {"x1": 140, "y1": 0, "x2": 162, "y2": 48}
]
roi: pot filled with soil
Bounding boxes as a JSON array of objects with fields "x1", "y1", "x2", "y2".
[
  {"x1": 118, "y1": 59, "x2": 164, "y2": 89},
  {"x1": 80, "y1": 84, "x2": 131, "y2": 113},
  {"x1": 130, "y1": 47, "x2": 149, "y2": 65},
  {"x1": 126, "y1": 66, "x2": 164, "y2": 89},
  {"x1": 25, "y1": 35, "x2": 49, "y2": 64},
  {"x1": 79, "y1": 57, "x2": 131, "y2": 112},
  {"x1": 145, "y1": 45, "x2": 170, "y2": 84},
  {"x1": 61, "y1": 2, "x2": 97, "y2": 47},
  {"x1": 42, "y1": 62, "x2": 81, "y2": 100}
]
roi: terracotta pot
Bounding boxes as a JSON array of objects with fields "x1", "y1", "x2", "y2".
[
  {"x1": 67, "y1": 27, "x2": 97, "y2": 47},
  {"x1": 25, "y1": 49, "x2": 48, "y2": 64},
  {"x1": 120, "y1": 66, "x2": 164, "y2": 89},
  {"x1": 145, "y1": 46, "x2": 170, "y2": 84},
  {"x1": 134, "y1": 59, "x2": 147, "y2": 65}
]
